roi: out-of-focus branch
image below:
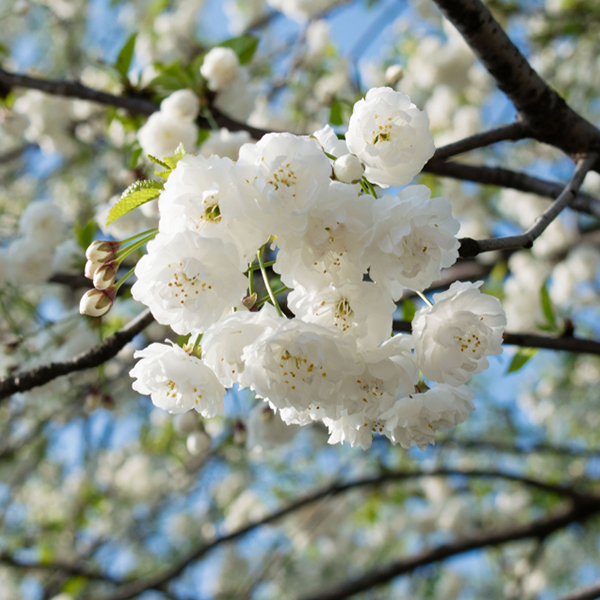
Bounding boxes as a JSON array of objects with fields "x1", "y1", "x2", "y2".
[
  {"x1": 0, "y1": 143, "x2": 35, "y2": 163},
  {"x1": 556, "y1": 581, "x2": 600, "y2": 600},
  {"x1": 0, "y1": 67, "x2": 270, "y2": 140},
  {"x1": 430, "y1": 0, "x2": 600, "y2": 168},
  {"x1": 422, "y1": 160, "x2": 600, "y2": 217},
  {"x1": 296, "y1": 498, "x2": 600, "y2": 600},
  {"x1": 458, "y1": 153, "x2": 597, "y2": 257},
  {"x1": 0, "y1": 309, "x2": 154, "y2": 401},
  {"x1": 392, "y1": 320, "x2": 600, "y2": 355},
  {"x1": 432, "y1": 122, "x2": 530, "y2": 161},
  {"x1": 96, "y1": 467, "x2": 592, "y2": 600}
]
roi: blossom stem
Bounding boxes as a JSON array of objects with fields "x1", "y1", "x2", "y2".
[
  {"x1": 415, "y1": 290, "x2": 433, "y2": 307},
  {"x1": 245, "y1": 259, "x2": 276, "y2": 273},
  {"x1": 114, "y1": 231, "x2": 158, "y2": 262},
  {"x1": 362, "y1": 177, "x2": 378, "y2": 198},
  {"x1": 359, "y1": 179, "x2": 370, "y2": 196},
  {"x1": 114, "y1": 266, "x2": 136, "y2": 290},
  {"x1": 256, "y1": 285, "x2": 289, "y2": 308},
  {"x1": 256, "y1": 248, "x2": 283, "y2": 317},
  {"x1": 118, "y1": 228, "x2": 159, "y2": 246}
]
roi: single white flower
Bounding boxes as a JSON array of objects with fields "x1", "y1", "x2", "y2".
[
  {"x1": 382, "y1": 384, "x2": 475, "y2": 450},
  {"x1": 367, "y1": 185, "x2": 460, "y2": 299},
  {"x1": 385, "y1": 64, "x2": 403, "y2": 85},
  {"x1": 158, "y1": 154, "x2": 267, "y2": 267},
  {"x1": 243, "y1": 319, "x2": 361, "y2": 420},
  {"x1": 265, "y1": 0, "x2": 336, "y2": 22},
  {"x1": 274, "y1": 180, "x2": 372, "y2": 288},
  {"x1": 7, "y1": 238, "x2": 54, "y2": 285},
  {"x1": 333, "y1": 154, "x2": 365, "y2": 184},
  {"x1": 246, "y1": 403, "x2": 299, "y2": 453},
  {"x1": 312, "y1": 124, "x2": 349, "y2": 159},
  {"x1": 346, "y1": 86, "x2": 435, "y2": 188},
  {"x1": 213, "y1": 68, "x2": 257, "y2": 122},
  {"x1": 201, "y1": 304, "x2": 284, "y2": 388},
  {"x1": 200, "y1": 128, "x2": 253, "y2": 160},
  {"x1": 131, "y1": 231, "x2": 248, "y2": 335},
  {"x1": 137, "y1": 111, "x2": 198, "y2": 159},
  {"x1": 160, "y1": 89, "x2": 200, "y2": 121},
  {"x1": 200, "y1": 47, "x2": 241, "y2": 91},
  {"x1": 19, "y1": 201, "x2": 64, "y2": 246},
  {"x1": 130, "y1": 342, "x2": 225, "y2": 417},
  {"x1": 51, "y1": 239, "x2": 83, "y2": 274},
  {"x1": 287, "y1": 280, "x2": 396, "y2": 350},
  {"x1": 235, "y1": 132, "x2": 332, "y2": 237},
  {"x1": 413, "y1": 281, "x2": 506, "y2": 386}
]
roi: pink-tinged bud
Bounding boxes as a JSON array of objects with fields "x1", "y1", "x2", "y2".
[
  {"x1": 93, "y1": 261, "x2": 118, "y2": 290},
  {"x1": 79, "y1": 288, "x2": 116, "y2": 317},
  {"x1": 85, "y1": 259, "x2": 102, "y2": 279},
  {"x1": 85, "y1": 240, "x2": 120, "y2": 262}
]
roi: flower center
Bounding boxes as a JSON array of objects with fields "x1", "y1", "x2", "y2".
[
  {"x1": 267, "y1": 162, "x2": 298, "y2": 190},
  {"x1": 166, "y1": 259, "x2": 211, "y2": 306},
  {"x1": 454, "y1": 327, "x2": 486, "y2": 358},
  {"x1": 278, "y1": 349, "x2": 326, "y2": 390}
]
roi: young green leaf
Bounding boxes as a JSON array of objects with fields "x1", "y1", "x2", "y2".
[
  {"x1": 402, "y1": 298, "x2": 417, "y2": 322},
  {"x1": 74, "y1": 219, "x2": 97, "y2": 250},
  {"x1": 129, "y1": 146, "x2": 143, "y2": 170},
  {"x1": 106, "y1": 180, "x2": 164, "y2": 226},
  {"x1": 114, "y1": 32, "x2": 138, "y2": 80},
  {"x1": 506, "y1": 347, "x2": 537, "y2": 374},
  {"x1": 162, "y1": 143, "x2": 187, "y2": 170},
  {"x1": 219, "y1": 34, "x2": 259, "y2": 64},
  {"x1": 540, "y1": 280, "x2": 556, "y2": 327},
  {"x1": 329, "y1": 100, "x2": 344, "y2": 126},
  {"x1": 147, "y1": 154, "x2": 170, "y2": 169}
]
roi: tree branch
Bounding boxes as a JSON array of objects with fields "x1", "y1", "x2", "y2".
[
  {"x1": 392, "y1": 320, "x2": 600, "y2": 356},
  {"x1": 422, "y1": 160, "x2": 600, "y2": 217},
  {"x1": 96, "y1": 468, "x2": 592, "y2": 600},
  {"x1": 457, "y1": 153, "x2": 598, "y2": 258},
  {"x1": 0, "y1": 309, "x2": 154, "y2": 401},
  {"x1": 432, "y1": 122, "x2": 530, "y2": 161},
  {"x1": 296, "y1": 499, "x2": 600, "y2": 600},
  {"x1": 0, "y1": 67, "x2": 270, "y2": 140},
  {"x1": 430, "y1": 0, "x2": 600, "y2": 165},
  {"x1": 556, "y1": 581, "x2": 600, "y2": 600}
]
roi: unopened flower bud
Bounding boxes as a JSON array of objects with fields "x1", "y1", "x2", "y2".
[
  {"x1": 86, "y1": 240, "x2": 119, "y2": 263},
  {"x1": 85, "y1": 259, "x2": 102, "y2": 279},
  {"x1": 200, "y1": 47, "x2": 240, "y2": 91},
  {"x1": 79, "y1": 288, "x2": 116, "y2": 317},
  {"x1": 385, "y1": 64, "x2": 403, "y2": 85},
  {"x1": 241, "y1": 293, "x2": 257, "y2": 310},
  {"x1": 333, "y1": 154, "x2": 365, "y2": 184},
  {"x1": 186, "y1": 431, "x2": 211, "y2": 456},
  {"x1": 93, "y1": 261, "x2": 118, "y2": 290}
]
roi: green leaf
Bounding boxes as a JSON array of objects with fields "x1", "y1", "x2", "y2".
[
  {"x1": 106, "y1": 180, "x2": 163, "y2": 226},
  {"x1": 506, "y1": 347, "x2": 537, "y2": 374},
  {"x1": 129, "y1": 146, "x2": 142, "y2": 170},
  {"x1": 147, "y1": 154, "x2": 170, "y2": 169},
  {"x1": 114, "y1": 33, "x2": 138, "y2": 79},
  {"x1": 329, "y1": 100, "x2": 344, "y2": 126},
  {"x1": 402, "y1": 298, "x2": 417, "y2": 322},
  {"x1": 162, "y1": 143, "x2": 187, "y2": 169},
  {"x1": 219, "y1": 35, "x2": 259, "y2": 64},
  {"x1": 540, "y1": 280, "x2": 556, "y2": 327},
  {"x1": 0, "y1": 42, "x2": 9, "y2": 56},
  {"x1": 154, "y1": 169, "x2": 171, "y2": 180},
  {"x1": 74, "y1": 219, "x2": 97, "y2": 250},
  {"x1": 61, "y1": 576, "x2": 88, "y2": 595}
]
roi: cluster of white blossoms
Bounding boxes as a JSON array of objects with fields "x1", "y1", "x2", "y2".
[{"x1": 101, "y1": 86, "x2": 507, "y2": 450}]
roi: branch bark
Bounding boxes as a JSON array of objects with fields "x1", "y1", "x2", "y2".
[
  {"x1": 458, "y1": 153, "x2": 598, "y2": 257},
  {"x1": 430, "y1": 0, "x2": 600, "y2": 165},
  {"x1": 392, "y1": 320, "x2": 600, "y2": 356},
  {"x1": 422, "y1": 160, "x2": 600, "y2": 217},
  {"x1": 556, "y1": 582, "x2": 600, "y2": 600},
  {"x1": 0, "y1": 309, "x2": 154, "y2": 401},
  {"x1": 95, "y1": 467, "x2": 592, "y2": 600},
  {"x1": 296, "y1": 498, "x2": 600, "y2": 600}
]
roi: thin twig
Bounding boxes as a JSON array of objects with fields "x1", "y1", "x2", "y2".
[
  {"x1": 556, "y1": 581, "x2": 600, "y2": 600},
  {"x1": 432, "y1": 122, "x2": 530, "y2": 161},
  {"x1": 422, "y1": 160, "x2": 600, "y2": 217},
  {"x1": 457, "y1": 153, "x2": 598, "y2": 258},
  {"x1": 0, "y1": 309, "x2": 154, "y2": 401}
]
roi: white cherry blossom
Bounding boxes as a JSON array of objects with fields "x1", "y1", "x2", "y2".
[
  {"x1": 131, "y1": 231, "x2": 248, "y2": 335},
  {"x1": 130, "y1": 342, "x2": 225, "y2": 417},
  {"x1": 412, "y1": 281, "x2": 506, "y2": 386},
  {"x1": 235, "y1": 132, "x2": 332, "y2": 237},
  {"x1": 19, "y1": 201, "x2": 64, "y2": 246},
  {"x1": 242, "y1": 319, "x2": 361, "y2": 421},
  {"x1": 346, "y1": 86, "x2": 435, "y2": 187},
  {"x1": 200, "y1": 128, "x2": 253, "y2": 160},
  {"x1": 367, "y1": 185, "x2": 460, "y2": 298},
  {"x1": 137, "y1": 111, "x2": 198, "y2": 159},
  {"x1": 158, "y1": 154, "x2": 266, "y2": 267},
  {"x1": 200, "y1": 47, "x2": 241, "y2": 91},
  {"x1": 160, "y1": 89, "x2": 200, "y2": 121}
]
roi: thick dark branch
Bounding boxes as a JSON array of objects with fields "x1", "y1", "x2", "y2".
[
  {"x1": 422, "y1": 160, "x2": 600, "y2": 217},
  {"x1": 557, "y1": 582, "x2": 600, "y2": 600},
  {"x1": 97, "y1": 468, "x2": 591, "y2": 600},
  {"x1": 457, "y1": 154, "x2": 597, "y2": 257},
  {"x1": 0, "y1": 67, "x2": 270, "y2": 140},
  {"x1": 392, "y1": 320, "x2": 600, "y2": 356},
  {"x1": 297, "y1": 499, "x2": 600, "y2": 600},
  {"x1": 436, "y1": 438, "x2": 600, "y2": 458},
  {"x1": 0, "y1": 309, "x2": 154, "y2": 401},
  {"x1": 430, "y1": 0, "x2": 600, "y2": 163},
  {"x1": 432, "y1": 122, "x2": 529, "y2": 161},
  {"x1": 0, "y1": 144, "x2": 35, "y2": 164}
]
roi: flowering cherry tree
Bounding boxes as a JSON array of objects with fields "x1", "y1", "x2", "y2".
[{"x1": 0, "y1": 1, "x2": 600, "y2": 599}]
